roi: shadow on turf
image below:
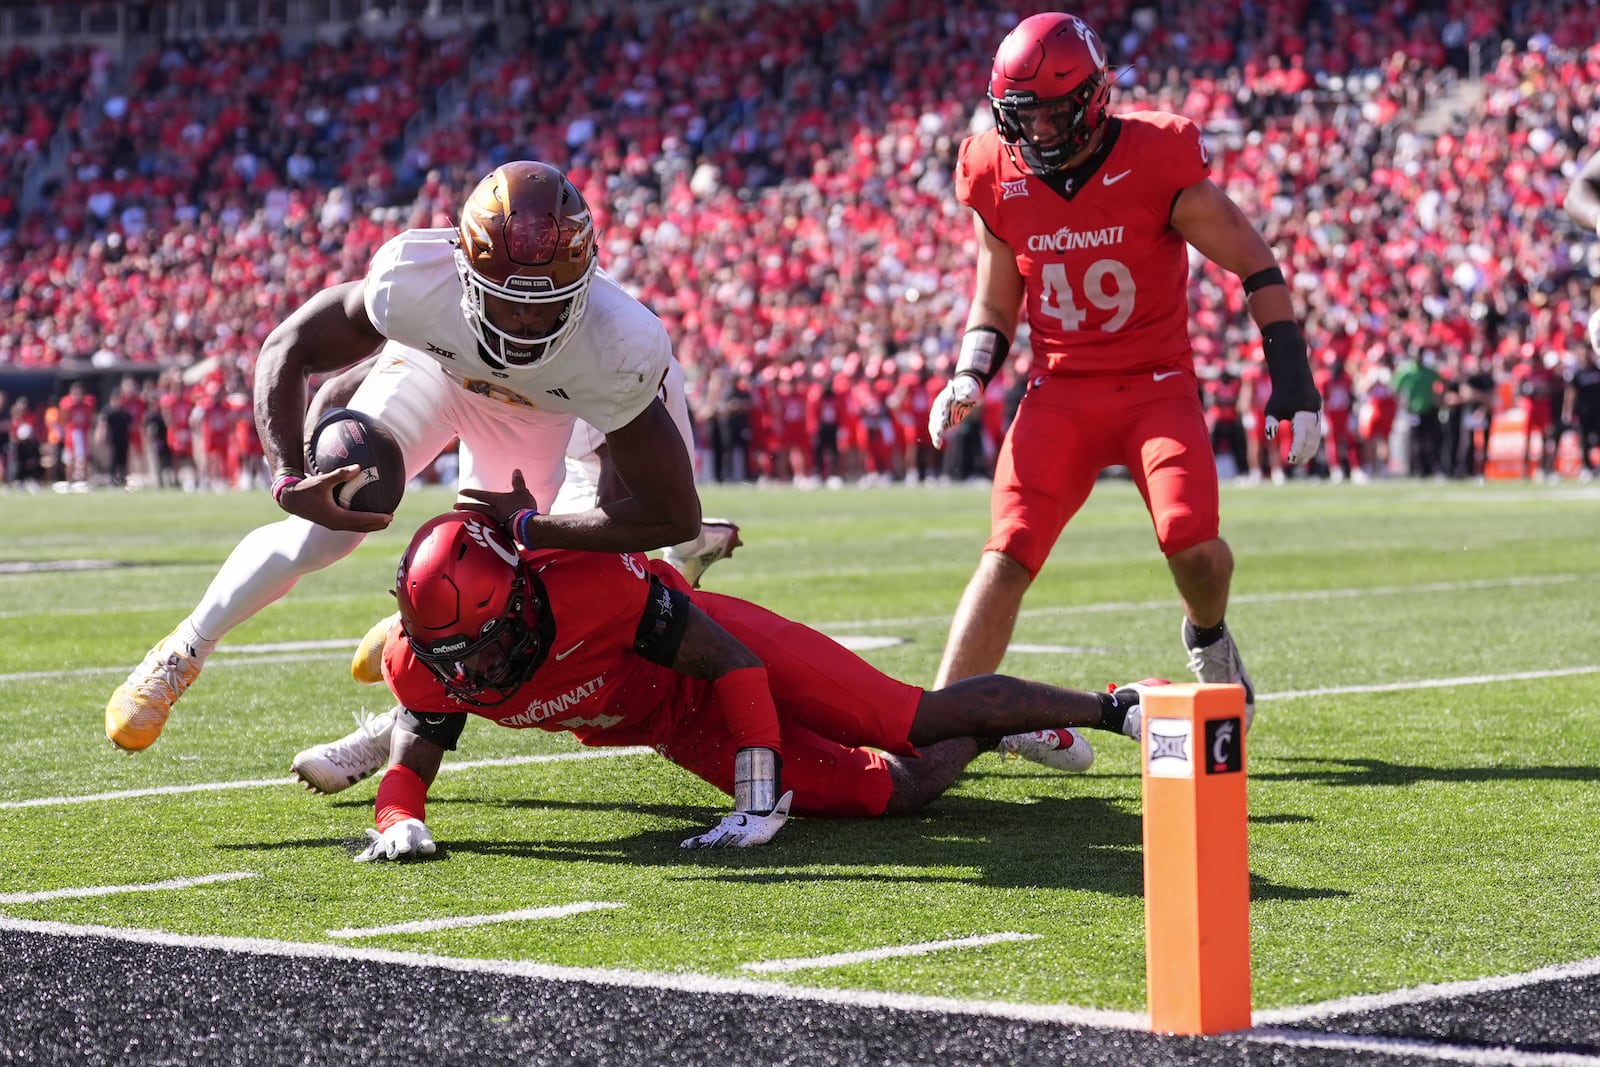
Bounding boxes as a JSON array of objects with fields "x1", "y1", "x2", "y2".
[
  {"x1": 1258, "y1": 757, "x2": 1600, "y2": 787},
  {"x1": 381, "y1": 793, "x2": 1344, "y2": 902}
]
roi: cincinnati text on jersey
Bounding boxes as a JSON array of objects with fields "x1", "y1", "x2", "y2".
[
  {"x1": 1027, "y1": 224, "x2": 1126, "y2": 253},
  {"x1": 501, "y1": 674, "x2": 607, "y2": 726}
]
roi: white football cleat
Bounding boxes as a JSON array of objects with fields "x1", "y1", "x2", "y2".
[
  {"x1": 997, "y1": 727, "x2": 1095, "y2": 773},
  {"x1": 662, "y1": 519, "x2": 742, "y2": 588},
  {"x1": 291, "y1": 708, "x2": 396, "y2": 795},
  {"x1": 105, "y1": 629, "x2": 208, "y2": 751},
  {"x1": 351, "y1": 611, "x2": 400, "y2": 686},
  {"x1": 1183, "y1": 621, "x2": 1256, "y2": 729}
]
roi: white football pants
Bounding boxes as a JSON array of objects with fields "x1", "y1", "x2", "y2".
[{"x1": 187, "y1": 341, "x2": 709, "y2": 641}]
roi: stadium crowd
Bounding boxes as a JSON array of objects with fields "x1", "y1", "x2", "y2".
[{"x1": 4, "y1": 0, "x2": 1600, "y2": 491}]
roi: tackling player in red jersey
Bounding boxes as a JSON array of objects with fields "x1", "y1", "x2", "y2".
[
  {"x1": 927, "y1": 12, "x2": 1321, "y2": 724},
  {"x1": 337, "y1": 500, "x2": 1154, "y2": 861}
]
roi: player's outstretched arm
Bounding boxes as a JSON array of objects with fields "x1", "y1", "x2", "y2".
[
  {"x1": 634, "y1": 590, "x2": 789, "y2": 847},
  {"x1": 469, "y1": 400, "x2": 700, "y2": 553},
  {"x1": 355, "y1": 717, "x2": 445, "y2": 863},
  {"x1": 1173, "y1": 179, "x2": 1321, "y2": 464}
]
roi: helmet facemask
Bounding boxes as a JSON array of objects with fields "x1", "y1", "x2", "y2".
[
  {"x1": 991, "y1": 69, "x2": 1110, "y2": 175},
  {"x1": 407, "y1": 578, "x2": 545, "y2": 708},
  {"x1": 455, "y1": 245, "x2": 597, "y2": 368},
  {"x1": 395, "y1": 511, "x2": 554, "y2": 708},
  {"x1": 455, "y1": 161, "x2": 598, "y2": 368}
]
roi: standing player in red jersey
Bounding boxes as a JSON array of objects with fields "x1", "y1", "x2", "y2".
[
  {"x1": 333, "y1": 505, "x2": 1152, "y2": 861},
  {"x1": 1314, "y1": 356, "x2": 1362, "y2": 483},
  {"x1": 927, "y1": 12, "x2": 1321, "y2": 727}
]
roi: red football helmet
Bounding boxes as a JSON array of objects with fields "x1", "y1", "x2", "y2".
[
  {"x1": 395, "y1": 512, "x2": 549, "y2": 707},
  {"x1": 988, "y1": 12, "x2": 1112, "y2": 175},
  {"x1": 454, "y1": 160, "x2": 598, "y2": 368}
]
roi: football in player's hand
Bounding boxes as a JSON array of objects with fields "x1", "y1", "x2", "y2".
[{"x1": 306, "y1": 408, "x2": 405, "y2": 514}]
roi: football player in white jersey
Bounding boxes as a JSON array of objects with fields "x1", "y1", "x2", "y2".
[{"x1": 106, "y1": 160, "x2": 739, "y2": 754}]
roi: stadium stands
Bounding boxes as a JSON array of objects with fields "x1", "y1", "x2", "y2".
[{"x1": 0, "y1": 0, "x2": 1595, "y2": 486}]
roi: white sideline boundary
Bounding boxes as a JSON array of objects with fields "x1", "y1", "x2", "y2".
[
  {"x1": 0, "y1": 916, "x2": 1147, "y2": 1031},
  {"x1": 1248, "y1": 1028, "x2": 1600, "y2": 1066},
  {"x1": 1255, "y1": 954, "x2": 1600, "y2": 1026}
]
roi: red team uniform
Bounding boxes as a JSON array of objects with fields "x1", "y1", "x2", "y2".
[
  {"x1": 383, "y1": 545, "x2": 922, "y2": 818},
  {"x1": 955, "y1": 113, "x2": 1219, "y2": 572},
  {"x1": 1314, "y1": 361, "x2": 1360, "y2": 474}
]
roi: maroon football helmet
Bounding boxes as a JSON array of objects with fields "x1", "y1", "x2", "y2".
[
  {"x1": 454, "y1": 160, "x2": 598, "y2": 367},
  {"x1": 395, "y1": 512, "x2": 547, "y2": 707},
  {"x1": 988, "y1": 12, "x2": 1112, "y2": 175}
]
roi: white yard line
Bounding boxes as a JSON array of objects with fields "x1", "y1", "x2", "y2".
[
  {"x1": 741, "y1": 932, "x2": 1038, "y2": 973},
  {"x1": 0, "y1": 916, "x2": 1148, "y2": 1031},
  {"x1": 816, "y1": 573, "x2": 1583, "y2": 630},
  {"x1": 1262, "y1": 665, "x2": 1600, "y2": 701},
  {"x1": 6, "y1": 659, "x2": 1598, "y2": 811},
  {"x1": 0, "y1": 748, "x2": 654, "y2": 810},
  {"x1": 0, "y1": 871, "x2": 257, "y2": 904},
  {"x1": 327, "y1": 901, "x2": 625, "y2": 940}
]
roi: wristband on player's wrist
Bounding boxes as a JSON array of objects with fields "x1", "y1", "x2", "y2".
[
  {"x1": 954, "y1": 326, "x2": 1010, "y2": 388},
  {"x1": 509, "y1": 507, "x2": 540, "y2": 548},
  {"x1": 1260, "y1": 320, "x2": 1315, "y2": 394},
  {"x1": 271, "y1": 467, "x2": 304, "y2": 504}
]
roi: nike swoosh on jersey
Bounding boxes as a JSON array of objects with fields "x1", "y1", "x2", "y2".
[
  {"x1": 554, "y1": 641, "x2": 585, "y2": 660},
  {"x1": 1153, "y1": 370, "x2": 1183, "y2": 382},
  {"x1": 1103, "y1": 169, "x2": 1133, "y2": 186}
]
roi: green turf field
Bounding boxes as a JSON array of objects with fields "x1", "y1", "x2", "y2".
[{"x1": 2, "y1": 478, "x2": 1597, "y2": 1012}]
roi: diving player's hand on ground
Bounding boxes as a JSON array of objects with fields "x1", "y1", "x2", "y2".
[
  {"x1": 681, "y1": 791, "x2": 793, "y2": 849},
  {"x1": 355, "y1": 818, "x2": 436, "y2": 862}
]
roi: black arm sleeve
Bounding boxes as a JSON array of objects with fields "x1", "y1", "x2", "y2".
[
  {"x1": 632, "y1": 575, "x2": 692, "y2": 667},
  {"x1": 395, "y1": 706, "x2": 469, "y2": 751}
]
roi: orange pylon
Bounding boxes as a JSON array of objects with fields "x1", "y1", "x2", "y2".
[{"x1": 1141, "y1": 682, "x2": 1251, "y2": 1034}]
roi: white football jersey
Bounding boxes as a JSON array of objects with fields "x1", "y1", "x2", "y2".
[{"x1": 362, "y1": 228, "x2": 671, "y2": 434}]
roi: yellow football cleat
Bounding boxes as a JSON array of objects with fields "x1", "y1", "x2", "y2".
[
  {"x1": 351, "y1": 611, "x2": 400, "y2": 685},
  {"x1": 105, "y1": 630, "x2": 206, "y2": 751}
]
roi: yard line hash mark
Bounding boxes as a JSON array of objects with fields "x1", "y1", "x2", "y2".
[
  {"x1": 742, "y1": 932, "x2": 1039, "y2": 973},
  {"x1": 0, "y1": 871, "x2": 257, "y2": 904},
  {"x1": 328, "y1": 902, "x2": 625, "y2": 940}
]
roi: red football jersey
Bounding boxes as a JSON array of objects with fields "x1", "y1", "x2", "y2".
[
  {"x1": 956, "y1": 113, "x2": 1209, "y2": 376},
  {"x1": 384, "y1": 550, "x2": 713, "y2": 748}
]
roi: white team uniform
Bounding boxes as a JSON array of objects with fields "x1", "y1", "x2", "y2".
[
  {"x1": 352, "y1": 227, "x2": 689, "y2": 513},
  {"x1": 184, "y1": 227, "x2": 702, "y2": 642}
]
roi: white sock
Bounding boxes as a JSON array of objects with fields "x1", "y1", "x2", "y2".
[{"x1": 188, "y1": 517, "x2": 366, "y2": 641}]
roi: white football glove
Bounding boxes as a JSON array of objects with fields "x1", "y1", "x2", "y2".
[
  {"x1": 1265, "y1": 409, "x2": 1323, "y2": 466},
  {"x1": 928, "y1": 374, "x2": 983, "y2": 449},
  {"x1": 355, "y1": 817, "x2": 436, "y2": 863},
  {"x1": 681, "y1": 791, "x2": 793, "y2": 849}
]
